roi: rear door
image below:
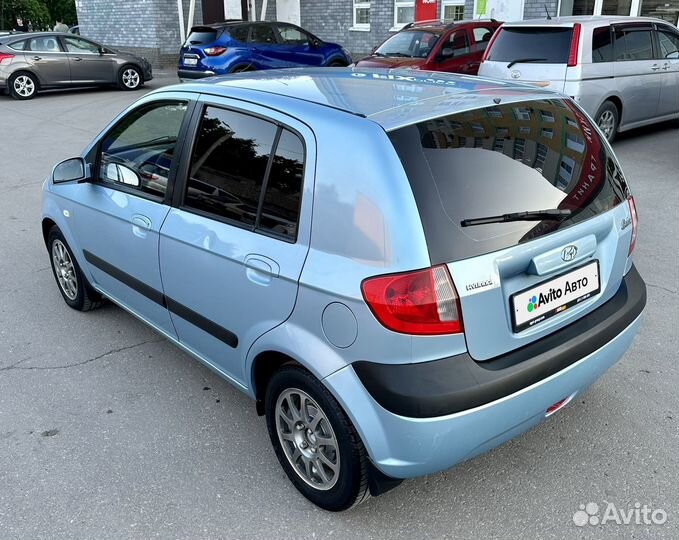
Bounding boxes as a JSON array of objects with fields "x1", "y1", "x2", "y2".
[
  {"x1": 480, "y1": 25, "x2": 573, "y2": 92},
  {"x1": 654, "y1": 25, "x2": 679, "y2": 117},
  {"x1": 271, "y1": 23, "x2": 325, "y2": 66},
  {"x1": 248, "y1": 24, "x2": 280, "y2": 69},
  {"x1": 388, "y1": 97, "x2": 633, "y2": 360},
  {"x1": 612, "y1": 23, "x2": 661, "y2": 125},
  {"x1": 61, "y1": 36, "x2": 114, "y2": 83},
  {"x1": 24, "y1": 35, "x2": 70, "y2": 85},
  {"x1": 158, "y1": 97, "x2": 314, "y2": 385}
]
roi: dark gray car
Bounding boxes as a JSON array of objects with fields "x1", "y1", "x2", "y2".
[{"x1": 0, "y1": 32, "x2": 152, "y2": 99}]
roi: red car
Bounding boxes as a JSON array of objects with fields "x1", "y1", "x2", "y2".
[{"x1": 355, "y1": 19, "x2": 501, "y2": 75}]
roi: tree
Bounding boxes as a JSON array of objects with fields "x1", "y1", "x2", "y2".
[
  {"x1": 43, "y1": 0, "x2": 76, "y2": 25},
  {"x1": 1, "y1": 0, "x2": 76, "y2": 31}
]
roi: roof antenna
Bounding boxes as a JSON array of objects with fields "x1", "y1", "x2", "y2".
[{"x1": 544, "y1": 4, "x2": 552, "y2": 20}]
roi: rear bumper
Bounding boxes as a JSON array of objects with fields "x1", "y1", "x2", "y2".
[
  {"x1": 323, "y1": 266, "x2": 645, "y2": 479},
  {"x1": 177, "y1": 69, "x2": 216, "y2": 81}
]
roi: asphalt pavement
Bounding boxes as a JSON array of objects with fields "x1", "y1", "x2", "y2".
[{"x1": 0, "y1": 76, "x2": 677, "y2": 540}]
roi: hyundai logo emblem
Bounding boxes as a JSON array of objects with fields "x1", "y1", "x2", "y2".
[
  {"x1": 510, "y1": 70, "x2": 521, "y2": 79},
  {"x1": 561, "y1": 245, "x2": 578, "y2": 262}
]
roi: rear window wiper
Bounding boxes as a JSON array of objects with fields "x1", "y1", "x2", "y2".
[
  {"x1": 506, "y1": 57, "x2": 548, "y2": 68},
  {"x1": 461, "y1": 208, "x2": 572, "y2": 227}
]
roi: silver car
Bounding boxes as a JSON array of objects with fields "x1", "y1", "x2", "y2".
[
  {"x1": 478, "y1": 16, "x2": 679, "y2": 141},
  {"x1": 0, "y1": 32, "x2": 152, "y2": 100}
]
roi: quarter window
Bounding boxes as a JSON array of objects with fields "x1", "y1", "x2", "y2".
[
  {"x1": 98, "y1": 101, "x2": 188, "y2": 198},
  {"x1": 8, "y1": 40, "x2": 27, "y2": 51},
  {"x1": 592, "y1": 26, "x2": 613, "y2": 62},
  {"x1": 614, "y1": 28, "x2": 653, "y2": 61},
  {"x1": 229, "y1": 26, "x2": 249, "y2": 42}
]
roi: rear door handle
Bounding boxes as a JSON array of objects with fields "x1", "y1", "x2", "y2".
[
  {"x1": 73, "y1": 57, "x2": 82, "y2": 62},
  {"x1": 244, "y1": 254, "x2": 280, "y2": 286},
  {"x1": 662, "y1": 62, "x2": 671, "y2": 70},
  {"x1": 131, "y1": 214, "x2": 152, "y2": 237},
  {"x1": 32, "y1": 56, "x2": 42, "y2": 61},
  {"x1": 651, "y1": 64, "x2": 660, "y2": 71}
]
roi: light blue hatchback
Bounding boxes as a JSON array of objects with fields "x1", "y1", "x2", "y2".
[{"x1": 42, "y1": 68, "x2": 646, "y2": 511}]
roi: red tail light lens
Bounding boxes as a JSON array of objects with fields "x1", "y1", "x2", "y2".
[
  {"x1": 0, "y1": 53, "x2": 15, "y2": 65},
  {"x1": 481, "y1": 28, "x2": 501, "y2": 63},
  {"x1": 628, "y1": 196, "x2": 638, "y2": 256},
  {"x1": 204, "y1": 46, "x2": 227, "y2": 56},
  {"x1": 361, "y1": 266, "x2": 463, "y2": 335},
  {"x1": 567, "y1": 23, "x2": 581, "y2": 67}
]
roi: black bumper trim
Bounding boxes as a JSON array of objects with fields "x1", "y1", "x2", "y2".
[
  {"x1": 353, "y1": 265, "x2": 646, "y2": 418},
  {"x1": 177, "y1": 69, "x2": 215, "y2": 80}
]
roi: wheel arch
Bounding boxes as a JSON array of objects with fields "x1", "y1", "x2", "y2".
[
  {"x1": 9, "y1": 69, "x2": 42, "y2": 89},
  {"x1": 42, "y1": 217, "x2": 57, "y2": 247},
  {"x1": 251, "y1": 350, "x2": 302, "y2": 415}
]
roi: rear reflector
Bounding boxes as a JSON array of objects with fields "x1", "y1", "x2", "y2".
[
  {"x1": 628, "y1": 196, "x2": 638, "y2": 256},
  {"x1": 0, "y1": 53, "x2": 14, "y2": 65},
  {"x1": 204, "y1": 46, "x2": 227, "y2": 56},
  {"x1": 545, "y1": 393, "x2": 576, "y2": 417},
  {"x1": 361, "y1": 265, "x2": 463, "y2": 335},
  {"x1": 567, "y1": 23, "x2": 581, "y2": 67}
]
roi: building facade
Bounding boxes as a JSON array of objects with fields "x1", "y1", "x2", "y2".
[{"x1": 75, "y1": 0, "x2": 679, "y2": 65}]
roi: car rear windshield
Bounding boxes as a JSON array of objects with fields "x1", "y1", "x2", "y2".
[
  {"x1": 184, "y1": 28, "x2": 219, "y2": 46},
  {"x1": 376, "y1": 30, "x2": 440, "y2": 58},
  {"x1": 388, "y1": 98, "x2": 630, "y2": 264},
  {"x1": 486, "y1": 27, "x2": 573, "y2": 64}
]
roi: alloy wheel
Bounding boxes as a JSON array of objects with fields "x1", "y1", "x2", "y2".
[
  {"x1": 14, "y1": 75, "x2": 35, "y2": 97},
  {"x1": 598, "y1": 110, "x2": 615, "y2": 139},
  {"x1": 51, "y1": 239, "x2": 78, "y2": 300},
  {"x1": 275, "y1": 388, "x2": 340, "y2": 490},
  {"x1": 122, "y1": 68, "x2": 140, "y2": 89}
]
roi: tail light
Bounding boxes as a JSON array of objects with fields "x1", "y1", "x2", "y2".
[
  {"x1": 203, "y1": 46, "x2": 227, "y2": 56},
  {"x1": 627, "y1": 196, "x2": 638, "y2": 256},
  {"x1": 0, "y1": 53, "x2": 15, "y2": 66},
  {"x1": 361, "y1": 266, "x2": 463, "y2": 335},
  {"x1": 480, "y1": 28, "x2": 501, "y2": 63},
  {"x1": 567, "y1": 23, "x2": 581, "y2": 67}
]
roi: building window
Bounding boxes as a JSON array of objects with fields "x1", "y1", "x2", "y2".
[
  {"x1": 353, "y1": 0, "x2": 371, "y2": 29},
  {"x1": 394, "y1": 1, "x2": 415, "y2": 28},
  {"x1": 513, "y1": 107, "x2": 531, "y2": 121},
  {"x1": 442, "y1": 0, "x2": 465, "y2": 22},
  {"x1": 535, "y1": 143, "x2": 548, "y2": 171},
  {"x1": 559, "y1": 156, "x2": 575, "y2": 189},
  {"x1": 494, "y1": 138, "x2": 505, "y2": 152},
  {"x1": 566, "y1": 132, "x2": 586, "y2": 153},
  {"x1": 542, "y1": 127, "x2": 554, "y2": 139},
  {"x1": 513, "y1": 138, "x2": 526, "y2": 161},
  {"x1": 540, "y1": 110, "x2": 555, "y2": 123},
  {"x1": 519, "y1": 126, "x2": 531, "y2": 134}
]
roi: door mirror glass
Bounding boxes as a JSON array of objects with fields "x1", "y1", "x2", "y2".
[
  {"x1": 440, "y1": 47, "x2": 454, "y2": 59},
  {"x1": 105, "y1": 162, "x2": 140, "y2": 187},
  {"x1": 52, "y1": 157, "x2": 85, "y2": 183}
]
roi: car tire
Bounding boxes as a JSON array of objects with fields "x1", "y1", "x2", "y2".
[
  {"x1": 327, "y1": 60, "x2": 346, "y2": 67},
  {"x1": 47, "y1": 226, "x2": 103, "y2": 311},
  {"x1": 265, "y1": 365, "x2": 370, "y2": 511},
  {"x1": 594, "y1": 100, "x2": 619, "y2": 143},
  {"x1": 9, "y1": 71, "x2": 38, "y2": 100},
  {"x1": 118, "y1": 66, "x2": 143, "y2": 90}
]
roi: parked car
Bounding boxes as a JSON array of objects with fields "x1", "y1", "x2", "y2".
[
  {"x1": 478, "y1": 16, "x2": 679, "y2": 141},
  {"x1": 68, "y1": 25, "x2": 80, "y2": 35},
  {"x1": 42, "y1": 68, "x2": 646, "y2": 511},
  {"x1": 178, "y1": 21, "x2": 352, "y2": 80},
  {"x1": 355, "y1": 19, "x2": 501, "y2": 75},
  {"x1": 0, "y1": 32, "x2": 152, "y2": 99}
]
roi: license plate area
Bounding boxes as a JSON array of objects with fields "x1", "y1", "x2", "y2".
[
  {"x1": 511, "y1": 260, "x2": 600, "y2": 333},
  {"x1": 183, "y1": 55, "x2": 198, "y2": 66}
]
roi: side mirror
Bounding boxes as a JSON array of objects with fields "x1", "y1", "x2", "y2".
[
  {"x1": 105, "y1": 162, "x2": 140, "y2": 187},
  {"x1": 52, "y1": 157, "x2": 86, "y2": 183},
  {"x1": 439, "y1": 47, "x2": 454, "y2": 60},
  {"x1": 98, "y1": 46, "x2": 105, "y2": 55},
  {"x1": 311, "y1": 38, "x2": 320, "y2": 48}
]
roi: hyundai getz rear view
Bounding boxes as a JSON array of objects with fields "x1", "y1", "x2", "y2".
[{"x1": 42, "y1": 70, "x2": 645, "y2": 512}]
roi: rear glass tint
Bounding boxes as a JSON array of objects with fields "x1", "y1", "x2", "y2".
[
  {"x1": 185, "y1": 29, "x2": 218, "y2": 46},
  {"x1": 592, "y1": 26, "x2": 613, "y2": 62},
  {"x1": 388, "y1": 98, "x2": 629, "y2": 263},
  {"x1": 487, "y1": 27, "x2": 573, "y2": 64}
]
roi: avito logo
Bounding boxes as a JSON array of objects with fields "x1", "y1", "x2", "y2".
[{"x1": 527, "y1": 287, "x2": 563, "y2": 312}]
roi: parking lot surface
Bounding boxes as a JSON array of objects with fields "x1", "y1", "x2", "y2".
[{"x1": 0, "y1": 78, "x2": 677, "y2": 539}]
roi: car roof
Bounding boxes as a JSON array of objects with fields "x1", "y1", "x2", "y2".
[
  {"x1": 401, "y1": 19, "x2": 499, "y2": 33},
  {"x1": 169, "y1": 67, "x2": 557, "y2": 131},
  {"x1": 501, "y1": 15, "x2": 669, "y2": 27}
]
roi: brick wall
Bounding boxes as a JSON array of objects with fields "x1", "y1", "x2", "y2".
[{"x1": 523, "y1": 0, "x2": 558, "y2": 19}]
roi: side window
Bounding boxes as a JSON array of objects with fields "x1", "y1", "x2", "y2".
[
  {"x1": 277, "y1": 25, "x2": 309, "y2": 46},
  {"x1": 98, "y1": 101, "x2": 188, "y2": 198},
  {"x1": 614, "y1": 28, "x2": 653, "y2": 61},
  {"x1": 9, "y1": 40, "x2": 27, "y2": 51},
  {"x1": 27, "y1": 37, "x2": 61, "y2": 52},
  {"x1": 259, "y1": 129, "x2": 304, "y2": 240},
  {"x1": 229, "y1": 25, "x2": 249, "y2": 43},
  {"x1": 592, "y1": 26, "x2": 613, "y2": 63},
  {"x1": 657, "y1": 29, "x2": 679, "y2": 59},
  {"x1": 63, "y1": 36, "x2": 100, "y2": 54},
  {"x1": 249, "y1": 25, "x2": 277, "y2": 44},
  {"x1": 472, "y1": 27, "x2": 494, "y2": 52},
  {"x1": 185, "y1": 107, "x2": 277, "y2": 227},
  {"x1": 442, "y1": 30, "x2": 470, "y2": 58}
]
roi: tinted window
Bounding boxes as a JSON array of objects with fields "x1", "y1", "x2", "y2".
[
  {"x1": 228, "y1": 25, "x2": 249, "y2": 42},
  {"x1": 615, "y1": 28, "x2": 653, "y2": 61},
  {"x1": 487, "y1": 27, "x2": 573, "y2": 64},
  {"x1": 442, "y1": 30, "x2": 470, "y2": 57},
  {"x1": 184, "y1": 29, "x2": 218, "y2": 45},
  {"x1": 28, "y1": 37, "x2": 61, "y2": 52},
  {"x1": 63, "y1": 37, "x2": 99, "y2": 54},
  {"x1": 259, "y1": 129, "x2": 304, "y2": 240},
  {"x1": 99, "y1": 101, "x2": 188, "y2": 198},
  {"x1": 388, "y1": 98, "x2": 629, "y2": 263},
  {"x1": 277, "y1": 25, "x2": 309, "y2": 45},
  {"x1": 592, "y1": 26, "x2": 613, "y2": 62},
  {"x1": 657, "y1": 30, "x2": 679, "y2": 59},
  {"x1": 472, "y1": 26, "x2": 494, "y2": 52},
  {"x1": 250, "y1": 24, "x2": 276, "y2": 44},
  {"x1": 185, "y1": 107, "x2": 277, "y2": 227},
  {"x1": 8, "y1": 39, "x2": 27, "y2": 51},
  {"x1": 375, "y1": 31, "x2": 440, "y2": 58}
]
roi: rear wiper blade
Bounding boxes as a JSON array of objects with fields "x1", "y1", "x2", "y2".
[
  {"x1": 506, "y1": 57, "x2": 548, "y2": 68},
  {"x1": 461, "y1": 208, "x2": 572, "y2": 227}
]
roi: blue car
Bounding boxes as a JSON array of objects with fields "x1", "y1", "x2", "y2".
[
  {"x1": 177, "y1": 22, "x2": 352, "y2": 79},
  {"x1": 42, "y1": 68, "x2": 645, "y2": 511}
]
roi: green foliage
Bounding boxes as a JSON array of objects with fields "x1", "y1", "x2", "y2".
[{"x1": 1, "y1": 0, "x2": 76, "y2": 31}]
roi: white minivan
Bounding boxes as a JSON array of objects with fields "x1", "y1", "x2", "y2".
[{"x1": 478, "y1": 16, "x2": 679, "y2": 141}]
